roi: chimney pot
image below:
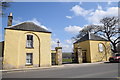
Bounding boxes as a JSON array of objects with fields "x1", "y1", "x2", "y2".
[
  {"x1": 7, "y1": 12, "x2": 13, "y2": 26},
  {"x1": 9, "y1": 13, "x2": 12, "y2": 16}
]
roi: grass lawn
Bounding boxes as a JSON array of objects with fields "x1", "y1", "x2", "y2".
[{"x1": 62, "y1": 58, "x2": 72, "y2": 62}]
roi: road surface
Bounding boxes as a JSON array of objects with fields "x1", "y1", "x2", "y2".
[{"x1": 2, "y1": 63, "x2": 119, "y2": 78}]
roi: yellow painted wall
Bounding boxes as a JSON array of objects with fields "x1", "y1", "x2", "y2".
[
  {"x1": 74, "y1": 40, "x2": 111, "y2": 63},
  {"x1": 89, "y1": 40, "x2": 111, "y2": 62},
  {"x1": 74, "y1": 40, "x2": 91, "y2": 62},
  {"x1": 3, "y1": 29, "x2": 51, "y2": 69}
]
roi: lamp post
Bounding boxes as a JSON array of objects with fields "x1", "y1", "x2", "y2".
[{"x1": 57, "y1": 40, "x2": 60, "y2": 47}]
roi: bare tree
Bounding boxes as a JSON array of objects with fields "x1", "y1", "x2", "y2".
[
  {"x1": 99, "y1": 17, "x2": 120, "y2": 53},
  {"x1": 75, "y1": 17, "x2": 120, "y2": 53},
  {"x1": 76, "y1": 25, "x2": 95, "y2": 39}
]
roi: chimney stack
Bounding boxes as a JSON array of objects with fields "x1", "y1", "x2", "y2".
[{"x1": 7, "y1": 13, "x2": 13, "y2": 26}]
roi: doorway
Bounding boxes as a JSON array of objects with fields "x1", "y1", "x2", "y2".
[{"x1": 82, "y1": 50, "x2": 87, "y2": 63}]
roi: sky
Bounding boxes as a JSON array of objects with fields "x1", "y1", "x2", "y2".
[{"x1": 1, "y1": 2, "x2": 118, "y2": 52}]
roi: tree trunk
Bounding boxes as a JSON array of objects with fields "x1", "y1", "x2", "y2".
[{"x1": 112, "y1": 43, "x2": 117, "y2": 53}]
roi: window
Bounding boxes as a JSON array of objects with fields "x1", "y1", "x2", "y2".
[
  {"x1": 98, "y1": 43, "x2": 104, "y2": 52},
  {"x1": 26, "y1": 35, "x2": 33, "y2": 48},
  {"x1": 26, "y1": 53, "x2": 33, "y2": 65}
]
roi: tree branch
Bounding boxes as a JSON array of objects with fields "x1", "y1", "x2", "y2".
[{"x1": 114, "y1": 37, "x2": 120, "y2": 43}]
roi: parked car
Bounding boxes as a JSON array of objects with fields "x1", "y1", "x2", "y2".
[{"x1": 109, "y1": 54, "x2": 120, "y2": 63}]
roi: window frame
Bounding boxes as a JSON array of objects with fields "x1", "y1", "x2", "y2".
[
  {"x1": 26, "y1": 53, "x2": 33, "y2": 65},
  {"x1": 26, "y1": 35, "x2": 34, "y2": 48}
]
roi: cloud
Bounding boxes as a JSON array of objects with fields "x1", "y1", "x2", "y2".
[
  {"x1": 66, "y1": 16, "x2": 72, "y2": 19},
  {"x1": 87, "y1": 7, "x2": 118, "y2": 24},
  {"x1": 62, "y1": 44, "x2": 73, "y2": 52},
  {"x1": 97, "y1": 5, "x2": 102, "y2": 10},
  {"x1": 108, "y1": 1, "x2": 112, "y2": 5},
  {"x1": 64, "y1": 25, "x2": 83, "y2": 34},
  {"x1": 62, "y1": 39, "x2": 74, "y2": 52},
  {"x1": 65, "y1": 39, "x2": 72, "y2": 44},
  {"x1": 71, "y1": 5, "x2": 118, "y2": 24},
  {"x1": 71, "y1": 5, "x2": 93, "y2": 17}
]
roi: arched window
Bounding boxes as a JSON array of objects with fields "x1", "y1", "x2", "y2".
[{"x1": 98, "y1": 43, "x2": 104, "y2": 52}]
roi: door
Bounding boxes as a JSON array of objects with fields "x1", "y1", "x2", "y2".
[{"x1": 82, "y1": 51, "x2": 87, "y2": 63}]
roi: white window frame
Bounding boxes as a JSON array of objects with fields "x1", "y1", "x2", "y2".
[
  {"x1": 26, "y1": 53, "x2": 33, "y2": 65},
  {"x1": 26, "y1": 35, "x2": 33, "y2": 48}
]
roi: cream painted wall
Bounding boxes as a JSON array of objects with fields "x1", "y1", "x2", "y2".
[
  {"x1": 3, "y1": 29, "x2": 51, "y2": 69},
  {"x1": 74, "y1": 40, "x2": 111, "y2": 63},
  {"x1": 74, "y1": 40, "x2": 91, "y2": 62},
  {"x1": 89, "y1": 40, "x2": 111, "y2": 62}
]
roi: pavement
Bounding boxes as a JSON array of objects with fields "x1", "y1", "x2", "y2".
[{"x1": 1, "y1": 61, "x2": 105, "y2": 72}]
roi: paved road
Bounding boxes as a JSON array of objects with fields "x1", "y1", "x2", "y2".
[{"x1": 2, "y1": 63, "x2": 119, "y2": 78}]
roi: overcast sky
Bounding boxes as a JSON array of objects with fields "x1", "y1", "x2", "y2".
[{"x1": 1, "y1": 2, "x2": 118, "y2": 52}]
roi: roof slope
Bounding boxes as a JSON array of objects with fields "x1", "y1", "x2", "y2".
[
  {"x1": 74, "y1": 33, "x2": 108, "y2": 44},
  {"x1": 5, "y1": 22, "x2": 51, "y2": 33}
]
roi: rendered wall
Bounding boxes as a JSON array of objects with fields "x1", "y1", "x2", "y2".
[
  {"x1": 74, "y1": 40, "x2": 91, "y2": 63},
  {"x1": 3, "y1": 29, "x2": 51, "y2": 69},
  {"x1": 89, "y1": 40, "x2": 111, "y2": 62},
  {"x1": 74, "y1": 40, "x2": 111, "y2": 63}
]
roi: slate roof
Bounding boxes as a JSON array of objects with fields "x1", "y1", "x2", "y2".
[
  {"x1": 5, "y1": 22, "x2": 51, "y2": 33},
  {"x1": 74, "y1": 33, "x2": 108, "y2": 44}
]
